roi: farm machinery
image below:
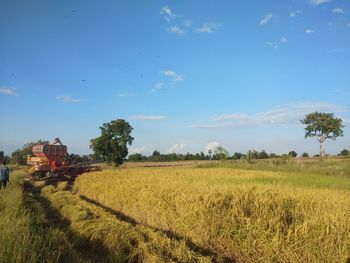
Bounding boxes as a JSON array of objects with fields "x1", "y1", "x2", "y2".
[{"x1": 27, "y1": 138, "x2": 102, "y2": 181}]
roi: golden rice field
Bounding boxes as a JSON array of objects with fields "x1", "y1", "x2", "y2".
[
  {"x1": 2, "y1": 161, "x2": 350, "y2": 263},
  {"x1": 70, "y1": 167, "x2": 350, "y2": 263}
]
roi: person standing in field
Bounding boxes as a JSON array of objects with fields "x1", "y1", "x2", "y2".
[{"x1": 0, "y1": 161, "x2": 10, "y2": 190}]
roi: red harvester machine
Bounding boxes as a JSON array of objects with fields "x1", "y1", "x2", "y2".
[{"x1": 27, "y1": 138, "x2": 102, "y2": 180}]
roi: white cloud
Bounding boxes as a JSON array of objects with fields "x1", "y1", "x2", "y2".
[
  {"x1": 330, "y1": 48, "x2": 345, "y2": 52},
  {"x1": 290, "y1": 10, "x2": 302, "y2": 18},
  {"x1": 305, "y1": 29, "x2": 314, "y2": 34},
  {"x1": 191, "y1": 102, "x2": 346, "y2": 130},
  {"x1": 266, "y1": 42, "x2": 279, "y2": 49},
  {"x1": 0, "y1": 87, "x2": 19, "y2": 96},
  {"x1": 167, "y1": 143, "x2": 186, "y2": 153},
  {"x1": 160, "y1": 6, "x2": 175, "y2": 22},
  {"x1": 184, "y1": 20, "x2": 192, "y2": 27},
  {"x1": 167, "y1": 26, "x2": 185, "y2": 36},
  {"x1": 310, "y1": 0, "x2": 331, "y2": 5},
  {"x1": 151, "y1": 82, "x2": 164, "y2": 94},
  {"x1": 195, "y1": 23, "x2": 222, "y2": 33},
  {"x1": 205, "y1": 142, "x2": 220, "y2": 153},
  {"x1": 332, "y1": 8, "x2": 344, "y2": 14},
  {"x1": 129, "y1": 115, "x2": 166, "y2": 121},
  {"x1": 260, "y1": 14, "x2": 273, "y2": 25},
  {"x1": 118, "y1": 92, "x2": 134, "y2": 98},
  {"x1": 162, "y1": 70, "x2": 183, "y2": 82},
  {"x1": 129, "y1": 144, "x2": 153, "y2": 155},
  {"x1": 348, "y1": 22, "x2": 350, "y2": 27},
  {"x1": 56, "y1": 95, "x2": 86, "y2": 103},
  {"x1": 266, "y1": 37, "x2": 288, "y2": 49}
]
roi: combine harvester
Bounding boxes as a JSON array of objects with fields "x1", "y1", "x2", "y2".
[{"x1": 27, "y1": 138, "x2": 102, "y2": 181}]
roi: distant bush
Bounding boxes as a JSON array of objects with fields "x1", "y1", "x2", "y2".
[
  {"x1": 339, "y1": 149, "x2": 350, "y2": 157},
  {"x1": 288, "y1": 151, "x2": 298, "y2": 158}
]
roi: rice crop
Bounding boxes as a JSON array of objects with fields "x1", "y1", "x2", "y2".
[{"x1": 73, "y1": 167, "x2": 350, "y2": 262}]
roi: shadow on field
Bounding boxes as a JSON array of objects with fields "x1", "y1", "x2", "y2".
[
  {"x1": 80, "y1": 195, "x2": 234, "y2": 263},
  {"x1": 22, "y1": 182, "x2": 114, "y2": 263}
]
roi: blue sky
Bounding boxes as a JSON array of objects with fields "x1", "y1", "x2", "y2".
[{"x1": 1, "y1": 0, "x2": 350, "y2": 156}]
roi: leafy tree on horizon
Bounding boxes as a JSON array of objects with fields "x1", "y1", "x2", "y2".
[
  {"x1": 288, "y1": 150, "x2": 297, "y2": 158},
  {"x1": 301, "y1": 112, "x2": 344, "y2": 158},
  {"x1": 258, "y1": 150, "x2": 269, "y2": 159},
  {"x1": 90, "y1": 119, "x2": 134, "y2": 166},
  {"x1": 302, "y1": 152, "x2": 309, "y2": 158},
  {"x1": 214, "y1": 146, "x2": 229, "y2": 160},
  {"x1": 208, "y1": 149, "x2": 212, "y2": 160},
  {"x1": 339, "y1": 149, "x2": 350, "y2": 157},
  {"x1": 232, "y1": 152, "x2": 243, "y2": 160}
]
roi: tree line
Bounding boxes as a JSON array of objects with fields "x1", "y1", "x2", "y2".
[
  {"x1": 0, "y1": 112, "x2": 346, "y2": 166},
  {"x1": 1, "y1": 146, "x2": 349, "y2": 166},
  {"x1": 127, "y1": 148, "x2": 350, "y2": 162}
]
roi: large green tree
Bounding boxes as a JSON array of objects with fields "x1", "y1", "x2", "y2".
[
  {"x1": 300, "y1": 112, "x2": 344, "y2": 158},
  {"x1": 213, "y1": 146, "x2": 229, "y2": 160},
  {"x1": 90, "y1": 119, "x2": 134, "y2": 166}
]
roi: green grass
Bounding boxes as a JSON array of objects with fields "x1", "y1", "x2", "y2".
[
  {"x1": 0, "y1": 170, "x2": 73, "y2": 263},
  {"x1": 198, "y1": 157, "x2": 350, "y2": 177}
]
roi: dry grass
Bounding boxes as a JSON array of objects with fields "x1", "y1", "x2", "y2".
[
  {"x1": 41, "y1": 184, "x2": 212, "y2": 263},
  {"x1": 73, "y1": 167, "x2": 350, "y2": 262},
  {"x1": 2, "y1": 161, "x2": 350, "y2": 262}
]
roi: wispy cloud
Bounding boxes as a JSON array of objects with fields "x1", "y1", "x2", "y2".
[
  {"x1": 162, "y1": 70, "x2": 183, "y2": 82},
  {"x1": 167, "y1": 143, "x2": 186, "y2": 153},
  {"x1": 266, "y1": 37, "x2": 288, "y2": 49},
  {"x1": 0, "y1": 87, "x2": 19, "y2": 96},
  {"x1": 305, "y1": 29, "x2": 314, "y2": 34},
  {"x1": 150, "y1": 82, "x2": 164, "y2": 94},
  {"x1": 191, "y1": 102, "x2": 346, "y2": 130},
  {"x1": 330, "y1": 48, "x2": 345, "y2": 53},
  {"x1": 160, "y1": 6, "x2": 175, "y2": 22},
  {"x1": 332, "y1": 8, "x2": 344, "y2": 14},
  {"x1": 195, "y1": 23, "x2": 222, "y2": 33},
  {"x1": 260, "y1": 14, "x2": 273, "y2": 25},
  {"x1": 290, "y1": 10, "x2": 302, "y2": 18},
  {"x1": 118, "y1": 92, "x2": 134, "y2": 98},
  {"x1": 167, "y1": 26, "x2": 185, "y2": 36},
  {"x1": 310, "y1": 0, "x2": 331, "y2": 6},
  {"x1": 130, "y1": 115, "x2": 166, "y2": 121},
  {"x1": 266, "y1": 42, "x2": 279, "y2": 49},
  {"x1": 205, "y1": 142, "x2": 220, "y2": 153},
  {"x1": 348, "y1": 22, "x2": 350, "y2": 27},
  {"x1": 56, "y1": 95, "x2": 87, "y2": 103},
  {"x1": 184, "y1": 20, "x2": 192, "y2": 27}
]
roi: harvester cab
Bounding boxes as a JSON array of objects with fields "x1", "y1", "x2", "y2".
[{"x1": 27, "y1": 138, "x2": 102, "y2": 181}]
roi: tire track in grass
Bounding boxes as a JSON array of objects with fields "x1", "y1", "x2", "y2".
[
  {"x1": 23, "y1": 181, "x2": 114, "y2": 262},
  {"x1": 79, "y1": 195, "x2": 233, "y2": 263},
  {"x1": 39, "y1": 182, "x2": 215, "y2": 263}
]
